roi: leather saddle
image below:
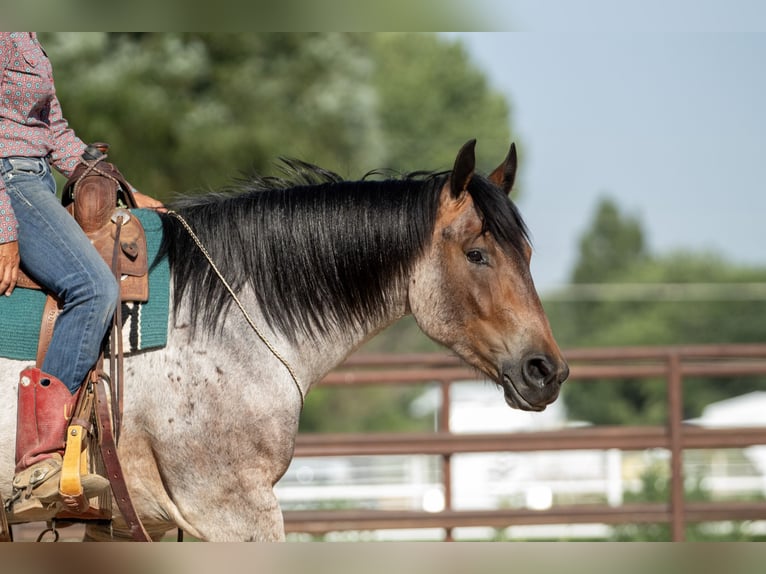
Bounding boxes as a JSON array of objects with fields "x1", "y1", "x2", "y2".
[{"x1": 16, "y1": 145, "x2": 149, "y2": 303}]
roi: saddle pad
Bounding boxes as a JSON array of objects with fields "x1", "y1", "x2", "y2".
[{"x1": 0, "y1": 209, "x2": 169, "y2": 361}]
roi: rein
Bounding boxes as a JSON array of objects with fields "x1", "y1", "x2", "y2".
[{"x1": 166, "y1": 210, "x2": 305, "y2": 410}]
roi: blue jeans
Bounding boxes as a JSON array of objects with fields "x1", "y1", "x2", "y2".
[{"x1": 1, "y1": 157, "x2": 118, "y2": 393}]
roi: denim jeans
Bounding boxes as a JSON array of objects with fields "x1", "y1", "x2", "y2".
[{"x1": 1, "y1": 157, "x2": 119, "y2": 393}]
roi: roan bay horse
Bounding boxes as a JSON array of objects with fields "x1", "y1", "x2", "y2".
[{"x1": 0, "y1": 140, "x2": 568, "y2": 541}]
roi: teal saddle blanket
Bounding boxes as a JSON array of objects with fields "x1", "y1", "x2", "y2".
[{"x1": 0, "y1": 209, "x2": 169, "y2": 361}]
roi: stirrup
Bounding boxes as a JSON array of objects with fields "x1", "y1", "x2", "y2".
[{"x1": 57, "y1": 382, "x2": 110, "y2": 513}]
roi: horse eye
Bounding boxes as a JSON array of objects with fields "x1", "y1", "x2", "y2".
[{"x1": 466, "y1": 249, "x2": 487, "y2": 265}]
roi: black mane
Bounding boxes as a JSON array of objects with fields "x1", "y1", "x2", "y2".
[{"x1": 160, "y1": 160, "x2": 529, "y2": 342}]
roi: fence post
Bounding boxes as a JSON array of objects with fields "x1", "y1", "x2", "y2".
[
  {"x1": 439, "y1": 379, "x2": 453, "y2": 541},
  {"x1": 667, "y1": 351, "x2": 685, "y2": 541}
]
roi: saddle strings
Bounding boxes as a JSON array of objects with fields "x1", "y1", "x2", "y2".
[{"x1": 166, "y1": 210, "x2": 305, "y2": 410}]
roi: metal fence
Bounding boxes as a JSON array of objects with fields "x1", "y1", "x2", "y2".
[{"x1": 283, "y1": 344, "x2": 766, "y2": 541}]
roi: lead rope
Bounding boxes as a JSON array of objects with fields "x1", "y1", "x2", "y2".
[{"x1": 166, "y1": 210, "x2": 305, "y2": 410}]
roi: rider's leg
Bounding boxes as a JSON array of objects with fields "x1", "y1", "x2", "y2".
[
  {"x1": 1, "y1": 157, "x2": 117, "y2": 515},
  {"x1": 2, "y1": 157, "x2": 119, "y2": 391}
]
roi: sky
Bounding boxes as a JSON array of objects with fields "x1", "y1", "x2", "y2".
[{"x1": 448, "y1": 5, "x2": 766, "y2": 294}]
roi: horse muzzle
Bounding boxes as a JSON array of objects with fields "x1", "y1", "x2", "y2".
[{"x1": 500, "y1": 354, "x2": 569, "y2": 411}]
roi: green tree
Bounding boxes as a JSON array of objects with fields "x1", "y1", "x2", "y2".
[
  {"x1": 372, "y1": 33, "x2": 513, "y2": 174},
  {"x1": 552, "y1": 197, "x2": 650, "y2": 347},
  {"x1": 546, "y1": 197, "x2": 766, "y2": 425},
  {"x1": 40, "y1": 33, "x2": 382, "y2": 198},
  {"x1": 572, "y1": 197, "x2": 647, "y2": 283},
  {"x1": 41, "y1": 33, "x2": 513, "y2": 196}
]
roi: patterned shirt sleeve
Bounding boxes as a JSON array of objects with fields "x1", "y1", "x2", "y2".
[
  {"x1": 47, "y1": 93, "x2": 85, "y2": 177},
  {"x1": 0, "y1": 179, "x2": 17, "y2": 244},
  {"x1": 0, "y1": 35, "x2": 17, "y2": 243}
]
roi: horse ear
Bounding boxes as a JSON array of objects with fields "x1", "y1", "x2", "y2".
[
  {"x1": 488, "y1": 142, "x2": 518, "y2": 194},
  {"x1": 450, "y1": 139, "x2": 477, "y2": 198}
]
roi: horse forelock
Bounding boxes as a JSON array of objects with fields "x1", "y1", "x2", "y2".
[
  {"x1": 465, "y1": 173, "x2": 531, "y2": 257},
  {"x1": 161, "y1": 163, "x2": 444, "y2": 342}
]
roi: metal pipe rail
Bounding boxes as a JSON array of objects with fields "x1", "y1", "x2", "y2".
[
  {"x1": 283, "y1": 344, "x2": 766, "y2": 541},
  {"x1": 292, "y1": 426, "x2": 766, "y2": 457},
  {"x1": 285, "y1": 501, "x2": 766, "y2": 535}
]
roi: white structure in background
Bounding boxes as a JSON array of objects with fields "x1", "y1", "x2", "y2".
[{"x1": 688, "y1": 391, "x2": 766, "y2": 496}]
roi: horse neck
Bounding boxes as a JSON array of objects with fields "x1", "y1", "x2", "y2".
[
  {"x1": 241, "y1": 180, "x2": 435, "y2": 385},
  {"x1": 291, "y1": 281, "x2": 412, "y2": 392},
  {"x1": 166, "y1": 176, "x2": 439, "y2": 392},
  {"x1": 174, "y1": 277, "x2": 410, "y2": 397}
]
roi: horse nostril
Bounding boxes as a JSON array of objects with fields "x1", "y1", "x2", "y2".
[{"x1": 522, "y1": 355, "x2": 555, "y2": 387}]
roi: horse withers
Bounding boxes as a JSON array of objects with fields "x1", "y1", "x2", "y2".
[{"x1": 0, "y1": 140, "x2": 567, "y2": 541}]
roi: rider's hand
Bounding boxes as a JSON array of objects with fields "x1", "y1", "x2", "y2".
[
  {"x1": 132, "y1": 189, "x2": 166, "y2": 212},
  {"x1": 0, "y1": 240, "x2": 20, "y2": 296}
]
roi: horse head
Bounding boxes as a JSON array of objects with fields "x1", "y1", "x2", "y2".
[{"x1": 408, "y1": 140, "x2": 569, "y2": 411}]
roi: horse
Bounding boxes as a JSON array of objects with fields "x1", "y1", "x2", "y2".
[{"x1": 0, "y1": 139, "x2": 568, "y2": 541}]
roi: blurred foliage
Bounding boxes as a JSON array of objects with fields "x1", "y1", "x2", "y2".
[
  {"x1": 300, "y1": 385, "x2": 433, "y2": 433},
  {"x1": 34, "y1": 32, "x2": 514, "y2": 433},
  {"x1": 40, "y1": 32, "x2": 512, "y2": 196},
  {"x1": 371, "y1": 33, "x2": 512, "y2": 174},
  {"x1": 611, "y1": 461, "x2": 763, "y2": 541},
  {"x1": 572, "y1": 197, "x2": 648, "y2": 284},
  {"x1": 14, "y1": 1, "x2": 500, "y2": 33},
  {"x1": 41, "y1": 33, "x2": 382, "y2": 195},
  {"x1": 547, "y1": 197, "x2": 766, "y2": 425}
]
